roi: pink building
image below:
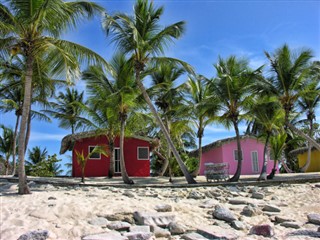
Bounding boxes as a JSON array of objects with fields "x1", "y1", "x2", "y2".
[{"x1": 198, "y1": 135, "x2": 275, "y2": 176}]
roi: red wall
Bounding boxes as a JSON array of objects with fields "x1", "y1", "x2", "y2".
[{"x1": 72, "y1": 136, "x2": 150, "y2": 177}]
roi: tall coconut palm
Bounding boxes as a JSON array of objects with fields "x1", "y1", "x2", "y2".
[
  {"x1": 110, "y1": 55, "x2": 139, "y2": 184},
  {"x1": 149, "y1": 62, "x2": 187, "y2": 176},
  {"x1": 0, "y1": 79, "x2": 23, "y2": 175},
  {"x1": 248, "y1": 97, "x2": 284, "y2": 180},
  {"x1": 44, "y1": 88, "x2": 89, "y2": 135},
  {"x1": 187, "y1": 74, "x2": 220, "y2": 177},
  {"x1": 103, "y1": 0, "x2": 196, "y2": 184},
  {"x1": 0, "y1": 125, "x2": 14, "y2": 175},
  {"x1": 0, "y1": 0, "x2": 106, "y2": 194},
  {"x1": 297, "y1": 79, "x2": 320, "y2": 172},
  {"x1": 1, "y1": 55, "x2": 65, "y2": 174},
  {"x1": 210, "y1": 56, "x2": 263, "y2": 182},
  {"x1": 264, "y1": 44, "x2": 320, "y2": 151},
  {"x1": 84, "y1": 54, "x2": 139, "y2": 184},
  {"x1": 82, "y1": 66, "x2": 119, "y2": 179}
]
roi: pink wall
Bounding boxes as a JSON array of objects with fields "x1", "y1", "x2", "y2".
[
  {"x1": 200, "y1": 137, "x2": 276, "y2": 175},
  {"x1": 72, "y1": 136, "x2": 150, "y2": 177},
  {"x1": 199, "y1": 147, "x2": 223, "y2": 174}
]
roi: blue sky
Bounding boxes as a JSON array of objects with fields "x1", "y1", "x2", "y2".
[{"x1": 1, "y1": 0, "x2": 319, "y2": 173}]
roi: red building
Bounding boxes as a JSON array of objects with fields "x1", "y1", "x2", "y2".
[{"x1": 60, "y1": 132, "x2": 151, "y2": 177}]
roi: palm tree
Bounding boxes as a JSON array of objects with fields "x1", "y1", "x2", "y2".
[
  {"x1": 47, "y1": 154, "x2": 64, "y2": 176},
  {"x1": 75, "y1": 146, "x2": 108, "y2": 183},
  {"x1": 27, "y1": 146, "x2": 48, "y2": 166},
  {"x1": 149, "y1": 62, "x2": 187, "y2": 176},
  {"x1": 297, "y1": 78, "x2": 320, "y2": 172},
  {"x1": 264, "y1": 44, "x2": 320, "y2": 151},
  {"x1": 0, "y1": 79, "x2": 23, "y2": 176},
  {"x1": 82, "y1": 67, "x2": 119, "y2": 179},
  {"x1": 103, "y1": 0, "x2": 196, "y2": 184},
  {"x1": 1, "y1": 55, "x2": 64, "y2": 174},
  {"x1": 84, "y1": 54, "x2": 139, "y2": 184},
  {"x1": 0, "y1": 125, "x2": 14, "y2": 175},
  {"x1": 267, "y1": 132, "x2": 287, "y2": 179},
  {"x1": 44, "y1": 88, "x2": 89, "y2": 134},
  {"x1": 210, "y1": 56, "x2": 263, "y2": 182},
  {"x1": 248, "y1": 97, "x2": 284, "y2": 180},
  {"x1": 0, "y1": 0, "x2": 106, "y2": 194},
  {"x1": 187, "y1": 74, "x2": 220, "y2": 177}
]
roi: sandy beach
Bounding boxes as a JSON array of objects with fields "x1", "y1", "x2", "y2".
[{"x1": 1, "y1": 176, "x2": 320, "y2": 240}]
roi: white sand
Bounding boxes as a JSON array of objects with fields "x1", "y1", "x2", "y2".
[{"x1": 1, "y1": 181, "x2": 320, "y2": 240}]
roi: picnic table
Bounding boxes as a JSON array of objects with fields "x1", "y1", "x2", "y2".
[{"x1": 204, "y1": 162, "x2": 229, "y2": 182}]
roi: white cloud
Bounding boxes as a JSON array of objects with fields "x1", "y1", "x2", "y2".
[
  {"x1": 249, "y1": 57, "x2": 267, "y2": 69},
  {"x1": 205, "y1": 125, "x2": 247, "y2": 134},
  {"x1": 30, "y1": 132, "x2": 66, "y2": 142},
  {"x1": 205, "y1": 125, "x2": 231, "y2": 133}
]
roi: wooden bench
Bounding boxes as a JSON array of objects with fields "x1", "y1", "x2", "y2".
[{"x1": 204, "y1": 162, "x2": 229, "y2": 182}]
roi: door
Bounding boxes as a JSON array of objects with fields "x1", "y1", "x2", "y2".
[
  {"x1": 251, "y1": 151, "x2": 259, "y2": 173},
  {"x1": 114, "y1": 148, "x2": 121, "y2": 173}
]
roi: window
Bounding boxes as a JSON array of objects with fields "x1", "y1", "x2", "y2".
[
  {"x1": 89, "y1": 146, "x2": 101, "y2": 159},
  {"x1": 114, "y1": 148, "x2": 121, "y2": 173},
  {"x1": 251, "y1": 151, "x2": 259, "y2": 173},
  {"x1": 138, "y1": 147, "x2": 149, "y2": 160},
  {"x1": 233, "y1": 149, "x2": 243, "y2": 161}
]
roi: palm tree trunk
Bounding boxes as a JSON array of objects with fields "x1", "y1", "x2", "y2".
[
  {"x1": 119, "y1": 115, "x2": 134, "y2": 184},
  {"x1": 24, "y1": 110, "x2": 32, "y2": 154},
  {"x1": 18, "y1": 56, "x2": 32, "y2": 195},
  {"x1": 192, "y1": 125, "x2": 203, "y2": 177},
  {"x1": 159, "y1": 117, "x2": 170, "y2": 176},
  {"x1": 280, "y1": 158, "x2": 294, "y2": 173},
  {"x1": 135, "y1": 70, "x2": 196, "y2": 184},
  {"x1": 273, "y1": 159, "x2": 277, "y2": 170},
  {"x1": 153, "y1": 150, "x2": 166, "y2": 162},
  {"x1": 108, "y1": 138, "x2": 115, "y2": 178},
  {"x1": 5, "y1": 155, "x2": 9, "y2": 175},
  {"x1": 287, "y1": 122, "x2": 320, "y2": 151},
  {"x1": 81, "y1": 168, "x2": 85, "y2": 183},
  {"x1": 258, "y1": 133, "x2": 270, "y2": 181},
  {"x1": 300, "y1": 119, "x2": 313, "y2": 172},
  {"x1": 11, "y1": 114, "x2": 20, "y2": 176},
  {"x1": 229, "y1": 121, "x2": 242, "y2": 182},
  {"x1": 267, "y1": 160, "x2": 277, "y2": 180}
]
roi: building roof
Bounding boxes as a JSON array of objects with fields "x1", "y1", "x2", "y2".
[
  {"x1": 59, "y1": 131, "x2": 153, "y2": 154},
  {"x1": 289, "y1": 146, "x2": 318, "y2": 156},
  {"x1": 191, "y1": 135, "x2": 259, "y2": 156}
]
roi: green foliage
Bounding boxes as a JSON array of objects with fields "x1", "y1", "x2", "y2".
[
  {"x1": 184, "y1": 154, "x2": 198, "y2": 174},
  {"x1": 27, "y1": 146, "x2": 48, "y2": 165},
  {"x1": 264, "y1": 44, "x2": 313, "y2": 124},
  {"x1": 167, "y1": 152, "x2": 197, "y2": 177},
  {"x1": 0, "y1": 155, "x2": 7, "y2": 175},
  {"x1": 28, "y1": 154, "x2": 63, "y2": 177},
  {"x1": 75, "y1": 150, "x2": 87, "y2": 173},
  {"x1": 75, "y1": 145, "x2": 108, "y2": 182},
  {"x1": 44, "y1": 88, "x2": 89, "y2": 134},
  {"x1": 0, "y1": 124, "x2": 14, "y2": 161},
  {"x1": 270, "y1": 132, "x2": 287, "y2": 161}
]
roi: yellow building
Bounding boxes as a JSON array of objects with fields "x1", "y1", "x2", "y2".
[{"x1": 297, "y1": 149, "x2": 320, "y2": 172}]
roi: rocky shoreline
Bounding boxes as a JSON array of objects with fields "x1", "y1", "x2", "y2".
[{"x1": 1, "y1": 179, "x2": 320, "y2": 239}]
